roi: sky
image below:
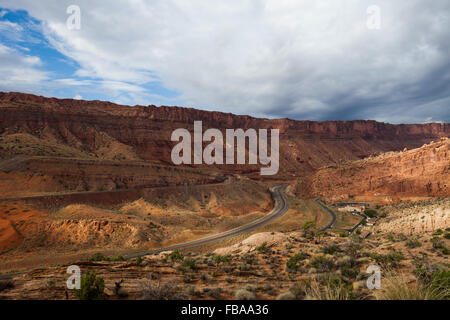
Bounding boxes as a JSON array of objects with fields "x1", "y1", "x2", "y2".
[{"x1": 0, "y1": 0, "x2": 449, "y2": 123}]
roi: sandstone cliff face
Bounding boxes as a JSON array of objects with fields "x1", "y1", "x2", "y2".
[
  {"x1": 302, "y1": 138, "x2": 450, "y2": 199},
  {"x1": 1, "y1": 92, "x2": 448, "y2": 182},
  {"x1": 374, "y1": 198, "x2": 450, "y2": 235}
]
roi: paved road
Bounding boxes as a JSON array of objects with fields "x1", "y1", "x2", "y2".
[
  {"x1": 314, "y1": 198, "x2": 337, "y2": 231},
  {"x1": 0, "y1": 183, "x2": 287, "y2": 279},
  {"x1": 125, "y1": 184, "x2": 289, "y2": 259},
  {"x1": 314, "y1": 199, "x2": 368, "y2": 233}
]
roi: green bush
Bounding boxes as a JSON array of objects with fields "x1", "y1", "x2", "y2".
[
  {"x1": 432, "y1": 237, "x2": 449, "y2": 255},
  {"x1": 169, "y1": 250, "x2": 183, "y2": 262},
  {"x1": 364, "y1": 209, "x2": 378, "y2": 218},
  {"x1": 310, "y1": 255, "x2": 335, "y2": 272},
  {"x1": 182, "y1": 258, "x2": 198, "y2": 270},
  {"x1": 429, "y1": 270, "x2": 450, "y2": 299},
  {"x1": 286, "y1": 252, "x2": 309, "y2": 271},
  {"x1": 256, "y1": 242, "x2": 269, "y2": 253},
  {"x1": 213, "y1": 254, "x2": 231, "y2": 265},
  {"x1": 73, "y1": 271, "x2": 105, "y2": 300},
  {"x1": 370, "y1": 251, "x2": 404, "y2": 267},
  {"x1": 89, "y1": 253, "x2": 107, "y2": 261},
  {"x1": 405, "y1": 238, "x2": 421, "y2": 248},
  {"x1": 322, "y1": 244, "x2": 341, "y2": 255}
]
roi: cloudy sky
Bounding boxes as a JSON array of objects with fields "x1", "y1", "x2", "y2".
[{"x1": 0, "y1": 1, "x2": 449, "y2": 123}]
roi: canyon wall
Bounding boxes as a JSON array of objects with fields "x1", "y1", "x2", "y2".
[
  {"x1": 301, "y1": 139, "x2": 450, "y2": 200},
  {"x1": 1, "y1": 92, "x2": 448, "y2": 180}
]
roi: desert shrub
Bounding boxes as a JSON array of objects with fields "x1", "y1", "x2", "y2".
[
  {"x1": 444, "y1": 233, "x2": 450, "y2": 240},
  {"x1": 305, "y1": 281, "x2": 353, "y2": 300},
  {"x1": 289, "y1": 279, "x2": 311, "y2": 299},
  {"x1": 340, "y1": 266, "x2": 359, "y2": 279},
  {"x1": 370, "y1": 251, "x2": 404, "y2": 268},
  {"x1": 322, "y1": 244, "x2": 341, "y2": 255},
  {"x1": 89, "y1": 253, "x2": 107, "y2": 261},
  {"x1": 405, "y1": 238, "x2": 421, "y2": 248},
  {"x1": 206, "y1": 287, "x2": 222, "y2": 299},
  {"x1": 429, "y1": 270, "x2": 450, "y2": 299},
  {"x1": 241, "y1": 253, "x2": 256, "y2": 265},
  {"x1": 213, "y1": 254, "x2": 231, "y2": 265},
  {"x1": 256, "y1": 242, "x2": 269, "y2": 253},
  {"x1": 182, "y1": 258, "x2": 198, "y2": 270},
  {"x1": 234, "y1": 288, "x2": 256, "y2": 300},
  {"x1": 302, "y1": 221, "x2": 316, "y2": 239},
  {"x1": 431, "y1": 237, "x2": 449, "y2": 255},
  {"x1": 364, "y1": 209, "x2": 378, "y2": 218},
  {"x1": 376, "y1": 271, "x2": 449, "y2": 300},
  {"x1": 169, "y1": 250, "x2": 183, "y2": 262},
  {"x1": 46, "y1": 279, "x2": 55, "y2": 287},
  {"x1": 239, "y1": 263, "x2": 251, "y2": 271},
  {"x1": 286, "y1": 252, "x2": 309, "y2": 272},
  {"x1": 0, "y1": 280, "x2": 14, "y2": 292},
  {"x1": 310, "y1": 255, "x2": 335, "y2": 272},
  {"x1": 140, "y1": 279, "x2": 185, "y2": 300},
  {"x1": 136, "y1": 256, "x2": 143, "y2": 265},
  {"x1": 108, "y1": 255, "x2": 125, "y2": 262},
  {"x1": 73, "y1": 271, "x2": 105, "y2": 300},
  {"x1": 433, "y1": 229, "x2": 443, "y2": 236}
]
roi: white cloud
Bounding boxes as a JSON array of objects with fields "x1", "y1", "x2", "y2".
[
  {"x1": 0, "y1": 0, "x2": 449, "y2": 122},
  {"x1": 73, "y1": 94, "x2": 82, "y2": 100},
  {"x1": 0, "y1": 43, "x2": 48, "y2": 90}
]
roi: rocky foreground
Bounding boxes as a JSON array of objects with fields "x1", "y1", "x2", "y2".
[{"x1": 1, "y1": 226, "x2": 448, "y2": 300}]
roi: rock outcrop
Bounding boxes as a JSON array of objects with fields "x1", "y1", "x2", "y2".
[{"x1": 301, "y1": 138, "x2": 450, "y2": 199}]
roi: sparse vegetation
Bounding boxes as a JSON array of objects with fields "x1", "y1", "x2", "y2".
[
  {"x1": 182, "y1": 258, "x2": 198, "y2": 270},
  {"x1": 256, "y1": 242, "x2": 269, "y2": 253},
  {"x1": 364, "y1": 209, "x2": 378, "y2": 218},
  {"x1": 169, "y1": 250, "x2": 183, "y2": 262},
  {"x1": 305, "y1": 280, "x2": 353, "y2": 300},
  {"x1": 310, "y1": 255, "x2": 335, "y2": 272},
  {"x1": 212, "y1": 254, "x2": 231, "y2": 265},
  {"x1": 286, "y1": 252, "x2": 309, "y2": 272},
  {"x1": 431, "y1": 237, "x2": 449, "y2": 255},
  {"x1": 140, "y1": 279, "x2": 185, "y2": 300},
  {"x1": 405, "y1": 238, "x2": 421, "y2": 248},
  {"x1": 322, "y1": 244, "x2": 341, "y2": 255},
  {"x1": 370, "y1": 251, "x2": 404, "y2": 268},
  {"x1": 89, "y1": 253, "x2": 125, "y2": 262},
  {"x1": 375, "y1": 271, "x2": 449, "y2": 300},
  {"x1": 234, "y1": 288, "x2": 256, "y2": 300},
  {"x1": 73, "y1": 271, "x2": 105, "y2": 300}
]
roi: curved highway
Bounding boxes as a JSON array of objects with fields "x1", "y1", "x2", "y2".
[
  {"x1": 314, "y1": 198, "x2": 337, "y2": 231},
  {"x1": 125, "y1": 184, "x2": 289, "y2": 259}
]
